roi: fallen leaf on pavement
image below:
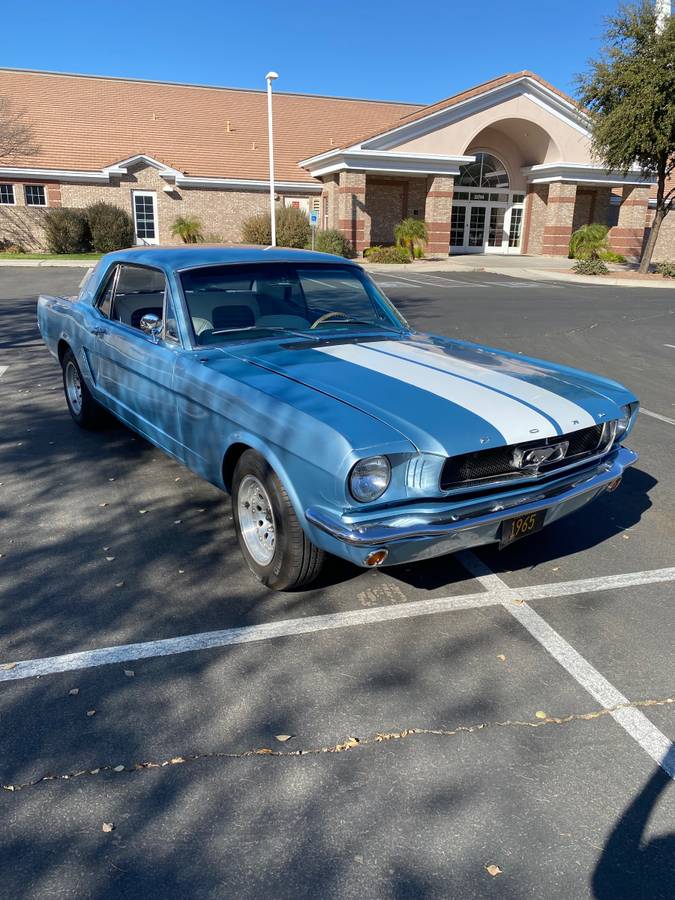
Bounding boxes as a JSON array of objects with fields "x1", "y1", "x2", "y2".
[
  {"x1": 102, "y1": 822, "x2": 114, "y2": 833},
  {"x1": 535, "y1": 711, "x2": 547, "y2": 719},
  {"x1": 485, "y1": 864, "x2": 502, "y2": 877},
  {"x1": 170, "y1": 757, "x2": 185, "y2": 765},
  {"x1": 86, "y1": 709, "x2": 96, "y2": 717},
  {"x1": 90, "y1": 768, "x2": 100, "y2": 775},
  {"x1": 0, "y1": 662, "x2": 17, "y2": 670},
  {"x1": 138, "y1": 509, "x2": 148, "y2": 515},
  {"x1": 496, "y1": 654, "x2": 507, "y2": 662},
  {"x1": 115, "y1": 581, "x2": 125, "y2": 588},
  {"x1": 113, "y1": 765, "x2": 125, "y2": 772},
  {"x1": 68, "y1": 688, "x2": 79, "y2": 696},
  {"x1": 178, "y1": 569, "x2": 185, "y2": 574},
  {"x1": 99, "y1": 503, "x2": 108, "y2": 508},
  {"x1": 275, "y1": 734, "x2": 293, "y2": 743},
  {"x1": 124, "y1": 670, "x2": 134, "y2": 678},
  {"x1": 105, "y1": 556, "x2": 115, "y2": 562},
  {"x1": 173, "y1": 520, "x2": 182, "y2": 525},
  {"x1": 511, "y1": 598, "x2": 524, "y2": 605}
]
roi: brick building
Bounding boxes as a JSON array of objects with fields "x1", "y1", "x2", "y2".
[{"x1": 0, "y1": 67, "x2": 672, "y2": 261}]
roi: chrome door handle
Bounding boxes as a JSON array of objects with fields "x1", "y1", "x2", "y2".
[{"x1": 90, "y1": 326, "x2": 107, "y2": 337}]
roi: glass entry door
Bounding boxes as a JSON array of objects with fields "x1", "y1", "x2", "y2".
[{"x1": 449, "y1": 193, "x2": 522, "y2": 254}]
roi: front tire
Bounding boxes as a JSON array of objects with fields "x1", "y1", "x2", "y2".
[
  {"x1": 232, "y1": 449, "x2": 325, "y2": 591},
  {"x1": 62, "y1": 349, "x2": 105, "y2": 429}
]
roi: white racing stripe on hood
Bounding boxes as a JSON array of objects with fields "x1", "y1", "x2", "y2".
[
  {"x1": 317, "y1": 344, "x2": 558, "y2": 443},
  {"x1": 373, "y1": 341, "x2": 597, "y2": 433}
]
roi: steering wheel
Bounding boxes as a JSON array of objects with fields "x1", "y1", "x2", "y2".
[{"x1": 310, "y1": 311, "x2": 351, "y2": 329}]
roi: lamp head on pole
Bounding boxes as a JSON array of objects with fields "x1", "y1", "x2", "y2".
[{"x1": 265, "y1": 71, "x2": 279, "y2": 84}]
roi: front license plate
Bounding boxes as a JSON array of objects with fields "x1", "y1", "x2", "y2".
[{"x1": 499, "y1": 509, "x2": 547, "y2": 548}]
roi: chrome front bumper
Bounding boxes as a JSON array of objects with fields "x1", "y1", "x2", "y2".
[{"x1": 306, "y1": 447, "x2": 637, "y2": 555}]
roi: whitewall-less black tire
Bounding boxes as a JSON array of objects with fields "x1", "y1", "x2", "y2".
[
  {"x1": 232, "y1": 449, "x2": 325, "y2": 591},
  {"x1": 61, "y1": 349, "x2": 105, "y2": 429}
]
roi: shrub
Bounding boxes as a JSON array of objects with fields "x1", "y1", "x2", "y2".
[
  {"x1": 312, "y1": 228, "x2": 355, "y2": 258},
  {"x1": 599, "y1": 249, "x2": 627, "y2": 263},
  {"x1": 573, "y1": 257, "x2": 609, "y2": 275},
  {"x1": 86, "y1": 203, "x2": 134, "y2": 253},
  {"x1": 43, "y1": 208, "x2": 91, "y2": 254},
  {"x1": 242, "y1": 206, "x2": 311, "y2": 248},
  {"x1": 655, "y1": 261, "x2": 675, "y2": 278},
  {"x1": 242, "y1": 212, "x2": 271, "y2": 245},
  {"x1": 277, "y1": 206, "x2": 311, "y2": 248},
  {"x1": 394, "y1": 217, "x2": 428, "y2": 260},
  {"x1": 568, "y1": 223, "x2": 609, "y2": 260},
  {"x1": 365, "y1": 245, "x2": 411, "y2": 264},
  {"x1": 170, "y1": 216, "x2": 203, "y2": 244}
]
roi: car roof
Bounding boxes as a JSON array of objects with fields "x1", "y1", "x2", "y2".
[{"x1": 101, "y1": 245, "x2": 361, "y2": 272}]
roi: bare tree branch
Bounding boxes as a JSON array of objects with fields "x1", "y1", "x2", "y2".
[{"x1": 0, "y1": 96, "x2": 39, "y2": 161}]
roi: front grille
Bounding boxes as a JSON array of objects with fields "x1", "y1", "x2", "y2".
[{"x1": 440, "y1": 424, "x2": 606, "y2": 492}]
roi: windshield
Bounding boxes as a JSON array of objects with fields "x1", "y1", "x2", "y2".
[{"x1": 179, "y1": 262, "x2": 408, "y2": 345}]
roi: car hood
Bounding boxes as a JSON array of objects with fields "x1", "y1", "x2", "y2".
[{"x1": 225, "y1": 332, "x2": 633, "y2": 456}]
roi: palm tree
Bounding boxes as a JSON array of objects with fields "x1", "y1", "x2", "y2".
[
  {"x1": 394, "y1": 218, "x2": 428, "y2": 260},
  {"x1": 170, "y1": 216, "x2": 203, "y2": 244},
  {"x1": 568, "y1": 223, "x2": 609, "y2": 260}
]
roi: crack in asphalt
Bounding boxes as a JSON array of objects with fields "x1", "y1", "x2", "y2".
[{"x1": 3, "y1": 695, "x2": 674, "y2": 793}]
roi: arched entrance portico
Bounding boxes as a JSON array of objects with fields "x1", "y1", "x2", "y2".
[{"x1": 449, "y1": 151, "x2": 525, "y2": 254}]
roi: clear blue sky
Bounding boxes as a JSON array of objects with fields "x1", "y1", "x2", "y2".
[{"x1": 3, "y1": 0, "x2": 620, "y2": 102}]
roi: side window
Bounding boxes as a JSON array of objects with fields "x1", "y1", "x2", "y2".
[
  {"x1": 96, "y1": 267, "x2": 118, "y2": 319},
  {"x1": 112, "y1": 265, "x2": 167, "y2": 331},
  {"x1": 164, "y1": 290, "x2": 179, "y2": 342}
]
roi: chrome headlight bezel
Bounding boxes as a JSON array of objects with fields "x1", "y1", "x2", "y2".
[
  {"x1": 349, "y1": 455, "x2": 391, "y2": 503},
  {"x1": 616, "y1": 402, "x2": 639, "y2": 439}
]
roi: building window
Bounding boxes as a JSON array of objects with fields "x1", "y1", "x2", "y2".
[
  {"x1": 456, "y1": 152, "x2": 509, "y2": 189},
  {"x1": 0, "y1": 184, "x2": 15, "y2": 205},
  {"x1": 25, "y1": 185, "x2": 46, "y2": 206},
  {"x1": 508, "y1": 208, "x2": 523, "y2": 248},
  {"x1": 450, "y1": 205, "x2": 466, "y2": 246}
]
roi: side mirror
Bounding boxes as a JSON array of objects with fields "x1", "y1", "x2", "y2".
[{"x1": 139, "y1": 313, "x2": 163, "y2": 342}]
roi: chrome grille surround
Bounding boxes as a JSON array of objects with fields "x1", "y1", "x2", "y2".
[{"x1": 440, "y1": 422, "x2": 616, "y2": 496}]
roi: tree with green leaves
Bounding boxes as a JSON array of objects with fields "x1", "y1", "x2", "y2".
[
  {"x1": 576, "y1": 2, "x2": 675, "y2": 272},
  {"x1": 394, "y1": 218, "x2": 428, "y2": 260}
]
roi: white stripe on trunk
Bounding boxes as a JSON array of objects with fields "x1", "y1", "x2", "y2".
[{"x1": 318, "y1": 344, "x2": 557, "y2": 443}]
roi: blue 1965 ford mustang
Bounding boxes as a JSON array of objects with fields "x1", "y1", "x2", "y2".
[{"x1": 37, "y1": 246, "x2": 639, "y2": 590}]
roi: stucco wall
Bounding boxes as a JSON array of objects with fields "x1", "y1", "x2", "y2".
[{"x1": 389, "y1": 95, "x2": 594, "y2": 165}]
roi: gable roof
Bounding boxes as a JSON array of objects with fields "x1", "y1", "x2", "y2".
[
  {"x1": 321, "y1": 71, "x2": 587, "y2": 156},
  {"x1": 0, "y1": 68, "x2": 422, "y2": 184}
]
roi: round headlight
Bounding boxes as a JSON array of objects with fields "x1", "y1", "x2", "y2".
[
  {"x1": 349, "y1": 456, "x2": 391, "y2": 503},
  {"x1": 616, "y1": 403, "x2": 636, "y2": 437}
]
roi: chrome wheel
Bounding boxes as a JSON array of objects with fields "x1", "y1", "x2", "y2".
[
  {"x1": 65, "y1": 361, "x2": 83, "y2": 415},
  {"x1": 238, "y1": 474, "x2": 276, "y2": 565}
]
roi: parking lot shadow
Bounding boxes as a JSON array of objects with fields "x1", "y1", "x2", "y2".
[{"x1": 592, "y1": 750, "x2": 675, "y2": 900}]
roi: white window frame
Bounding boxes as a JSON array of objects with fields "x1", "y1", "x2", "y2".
[
  {"x1": 132, "y1": 190, "x2": 159, "y2": 245},
  {"x1": 24, "y1": 184, "x2": 47, "y2": 207},
  {"x1": 0, "y1": 183, "x2": 15, "y2": 205}
]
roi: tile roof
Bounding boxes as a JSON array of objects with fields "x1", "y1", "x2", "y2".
[
  {"x1": 0, "y1": 68, "x2": 422, "y2": 183},
  {"x1": 340, "y1": 71, "x2": 580, "y2": 150}
]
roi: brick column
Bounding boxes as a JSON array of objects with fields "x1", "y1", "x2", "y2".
[
  {"x1": 609, "y1": 186, "x2": 651, "y2": 259},
  {"x1": 425, "y1": 175, "x2": 454, "y2": 254},
  {"x1": 338, "y1": 171, "x2": 369, "y2": 254},
  {"x1": 541, "y1": 182, "x2": 577, "y2": 256}
]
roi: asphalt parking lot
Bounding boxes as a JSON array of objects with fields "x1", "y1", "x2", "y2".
[{"x1": 1, "y1": 265, "x2": 674, "y2": 899}]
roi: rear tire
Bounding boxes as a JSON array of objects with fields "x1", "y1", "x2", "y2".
[
  {"x1": 62, "y1": 348, "x2": 105, "y2": 429},
  {"x1": 232, "y1": 449, "x2": 325, "y2": 591}
]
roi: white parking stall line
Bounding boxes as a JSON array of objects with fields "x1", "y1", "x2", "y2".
[
  {"x1": 641, "y1": 408, "x2": 675, "y2": 427},
  {"x1": 1, "y1": 566, "x2": 675, "y2": 684},
  {"x1": 381, "y1": 273, "x2": 484, "y2": 290},
  {"x1": 0, "y1": 365, "x2": 8, "y2": 379},
  {"x1": 457, "y1": 551, "x2": 675, "y2": 780},
  {"x1": 663, "y1": 344, "x2": 675, "y2": 350}
]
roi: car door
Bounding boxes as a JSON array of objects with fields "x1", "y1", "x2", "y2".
[{"x1": 89, "y1": 263, "x2": 182, "y2": 455}]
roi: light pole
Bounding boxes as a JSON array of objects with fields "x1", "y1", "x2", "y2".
[{"x1": 265, "y1": 71, "x2": 279, "y2": 246}]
